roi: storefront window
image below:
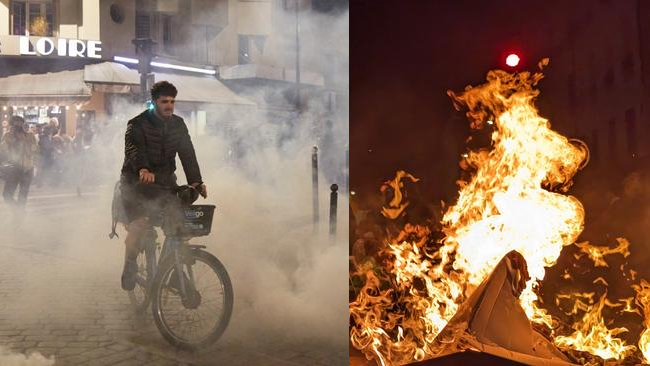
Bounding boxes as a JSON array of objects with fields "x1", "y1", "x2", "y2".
[
  {"x1": 163, "y1": 15, "x2": 173, "y2": 52},
  {"x1": 10, "y1": 1, "x2": 55, "y2": 36},
  {"x1": 11, "y1": 2, "x2": 26, "y2": 35}
]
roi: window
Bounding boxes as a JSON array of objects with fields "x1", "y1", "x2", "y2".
[
  {"x1": 10, "y1": 1, "x2": 55, "y2": 36},
  {"x1": 282, "y1": 0, "x2": 306, "y2": 11},
  {"x1": 567, "y1": 73, "x2": 577, "y2": 109},
  {"x1": 312, "y1": 0, "x2": 348, "y2": 13},
  {"x1": 238, "y1": 35, "x2": 250, "y2": 64},
  {"x1": 135, "y1": 11, "x2": 151, "y2": 38},
  {"x1": 604, "y1": 66, "x2": 615, "y2": 88},
  {"x1": 11, "y1": 1, "x2": 25, "y2": 35},
  {"x1": 608, "y1": 118, "x2": 617, "y2": 158},
  {"x1": 162, "y1": 15, "x2": 172, "y2": 52},
  {"x1": 621, "y1": 51, "x2": 635, "y2": 81},
  {"x1": 625, "y1": 108, "x2": 637, "y2": 156},
  {"x1": 591, "y1": 129, "x2": 599, "y2": 163}
]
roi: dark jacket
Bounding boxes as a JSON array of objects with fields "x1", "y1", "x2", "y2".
[{"x1": 121, "y1": 110, "x2": 202, "y2": 186}]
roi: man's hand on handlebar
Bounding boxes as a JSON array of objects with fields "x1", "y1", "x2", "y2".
[
  {"x1": 139, "y1": 168, "x2": 155, "y2": 184},
  {"x1": 191, "y1": 182, "x2": 208, "y2": 198}
]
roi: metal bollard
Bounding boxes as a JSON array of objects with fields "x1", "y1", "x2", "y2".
[
  {"x1": 329, "y1": 184, "x2": 338, "y2": 240},
  {"x1": 312, "y1": 146, "x2": 319, "y2": 230},
  {"x1": 344, "y1": 147, "x2": 349, "y2": 193}
]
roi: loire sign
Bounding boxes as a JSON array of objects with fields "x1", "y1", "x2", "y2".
[{"x1": 0, "y1": 36, "x2": 102, "y2": 58}]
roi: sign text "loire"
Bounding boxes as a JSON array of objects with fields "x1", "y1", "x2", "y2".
[{"x1": 19, "y1": 37, "x2": 102, "y2": 58}]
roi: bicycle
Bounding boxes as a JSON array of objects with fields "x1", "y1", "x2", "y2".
[{"x1": 125, "y1": 184, "x2": 234, "y2": 350}]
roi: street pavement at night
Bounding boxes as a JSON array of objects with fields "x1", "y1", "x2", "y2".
[{"x1": 0, "y1": 185, "x2": 347, "y2": 366}]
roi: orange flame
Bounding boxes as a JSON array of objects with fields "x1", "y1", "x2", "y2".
[
  {"x1": 634, "y1": 280, "x2": 650, "y2": 362},
  {"x1": 381, "y1": 170, "x2": 420, "y2": 219},
  {"x1": 554, "y1": 294, "x2": 636, "y2": 360},
  {"x1": 349, "y1": 64, "x2": 643, "y2": 365},
  {"x1": 442, "y1": 64, "x2": 587, "y2": 330},
  {"x1": 575, "y1": 238, "x2": 631, "y2": 267}
]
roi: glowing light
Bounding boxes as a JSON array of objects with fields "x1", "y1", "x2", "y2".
[
  {"x1": 113, "y1": 56, "x2": 216, "y2": 75},
  {"x1": 150, "y1": 61, "x2": 216, "y2": 75},
  {"x1": 113, "y1": 56, "x2": 138, "y2": 64},
  {"x1": 506, "y1": 53, "x2": 520, "y2": 67}
]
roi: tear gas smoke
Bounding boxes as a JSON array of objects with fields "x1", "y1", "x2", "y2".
[{"x1": 0, "y1": 346, "x2": 54, "y2": 366}]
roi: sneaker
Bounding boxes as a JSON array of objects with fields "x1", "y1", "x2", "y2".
[{"x1": 121, "y1": 258, "x2": 137, "y2": 291}]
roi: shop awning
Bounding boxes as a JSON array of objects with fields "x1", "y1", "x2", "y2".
[
  {"x1": 153, "y1": 72, "x2": 256, "y2": 106},
  {"x1": 84, "y1": 62, "x2": 139, "y2": 93},
  {"x1": 0, "y1": 62, "x2": 256, "y2": 107},
  {"x1": 82, "y1": 62, "x2": 256, "y2": 106},
  {"x1": 0, "y1": 69, "x2": 91, "y2": 106},
  {"x1": 219, "y1": 64, "x2": 325, "y2": 86}
]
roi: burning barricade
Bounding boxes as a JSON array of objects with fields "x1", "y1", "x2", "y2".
[{"x1": 349, "y1": 61, "x2": 650, "y2": 365}]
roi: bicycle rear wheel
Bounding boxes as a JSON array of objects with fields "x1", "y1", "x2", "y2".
[
  {"x1": 151, "y1": 249, "x2": 233, "y2": 350},
  {"x1": 127, "y1": 242, "x2": 156, "y2": 313}
]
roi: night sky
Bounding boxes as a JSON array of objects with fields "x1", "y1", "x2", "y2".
[{"x1": 350, "y1": 0, "x2": 569, "y2": 204}]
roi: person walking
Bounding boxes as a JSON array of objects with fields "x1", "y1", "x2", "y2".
[{"x1": 0, "y1": 116, "x2": 39, "y2": 207}]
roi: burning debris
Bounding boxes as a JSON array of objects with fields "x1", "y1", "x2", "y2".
[{"x1": 349, "y1": 62, "x2": 650, "y2": 365}]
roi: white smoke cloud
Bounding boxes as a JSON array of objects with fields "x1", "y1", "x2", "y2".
[{"x1": 0, "y1": 347, "x2": 54, "y2": 366}]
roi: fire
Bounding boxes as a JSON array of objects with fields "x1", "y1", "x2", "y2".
[
  {"x1": 634, "y1": 280, "x2": 650, "y2": 362},
  {"x1": 349, "y1": 63, "x2": 645, "y2": 365},
  {"x1": 554, "y1": 294, "x2": 636, "y2": 360},
  {"x1": 381, "y1": 171, "x2": 420, "y2": 219},
  {"x1": 442, "y1": 64, "x2": 586, "y2": 329},
  {"x1": 575, "y1": 238, "x2": 631, "y2": 267}
]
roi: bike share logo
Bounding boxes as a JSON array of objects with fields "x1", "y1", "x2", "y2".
[{"x1": 184, "y1": 209, "x2": 204, "y2": 219}]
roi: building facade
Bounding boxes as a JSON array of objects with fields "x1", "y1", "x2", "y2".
[
  {"x1": 0, "y1": 0, "x2": 346, "y2": 131},
  {"x1": 529, "y1": 0, "x2": 650, "y2": 172}
]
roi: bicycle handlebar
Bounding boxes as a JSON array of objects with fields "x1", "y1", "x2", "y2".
[{"x1": 135, "y1": 182, "x2": 200, "y2": 204}]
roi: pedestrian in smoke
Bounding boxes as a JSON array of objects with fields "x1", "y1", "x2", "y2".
[
  {"x1": 1, "y1": 120, "x2": 9, "y2": 138},
  {"x1": 0, "y1": 116, "x2": 39, "y2": 207},
  {"x1": 36, "y1": 117, "x2": 59, "y2": 186}
]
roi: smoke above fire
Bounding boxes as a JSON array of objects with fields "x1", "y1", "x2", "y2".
[{"x1": 349, "y1": 62, "x2": 650, "y2": 365}]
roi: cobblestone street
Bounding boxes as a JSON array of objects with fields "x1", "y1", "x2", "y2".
[{"x1": 0, "y1": 187, "x2": 348, "y2": 365}]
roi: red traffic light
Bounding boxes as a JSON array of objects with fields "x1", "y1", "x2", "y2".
[{"x1": 505, "y1": 53, "x2": 520, "y2": 67}]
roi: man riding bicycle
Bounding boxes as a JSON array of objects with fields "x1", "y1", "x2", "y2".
[{"x1": 120, "y1": 81, "x2": 207, "y2": 291}]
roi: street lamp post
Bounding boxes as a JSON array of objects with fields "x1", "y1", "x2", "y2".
[{"x1": 295, "y1": 0, "x2": 301, "y2": 111}]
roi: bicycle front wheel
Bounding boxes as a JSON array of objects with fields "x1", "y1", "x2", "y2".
[{"x1": 151, "y1": 249, "x2": 233, "y2": 350}]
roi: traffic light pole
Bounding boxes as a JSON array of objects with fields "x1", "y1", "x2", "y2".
[
  {"x1": 132, "y1": 38, "x2": 157, "y2": 103},
  {"x1": 295, "y1": 0, "x2": 301, "y2": 111}
]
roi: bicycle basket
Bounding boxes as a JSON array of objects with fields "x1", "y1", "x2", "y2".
[{"x1": 180, "y1": 205, "x2": 215, "y2": 236}]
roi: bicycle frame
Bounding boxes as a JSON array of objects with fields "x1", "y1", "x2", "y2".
[
  {"x1": 154, "y1": 234, "x2": 204, "y2": 299},
  {"x1": 135, "y1": 185, "x2": 208, "y2": 302}
]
